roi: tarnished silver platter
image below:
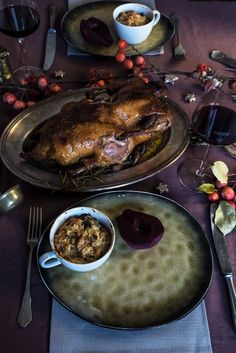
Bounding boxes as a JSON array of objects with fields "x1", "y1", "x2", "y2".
[{"x1": 0, "y1": 90, "x2": 189, "y2": 191}]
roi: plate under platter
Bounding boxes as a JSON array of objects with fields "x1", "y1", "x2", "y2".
[
  {"x1": 61, "y1": 1, "x2": 175, "y2": 56},
  {"x1": 0, "y1": 89, "x2": 189, "y2": 192},
  {"x1": 37, "y1": 191, "x2": 213, "y2": 329}
]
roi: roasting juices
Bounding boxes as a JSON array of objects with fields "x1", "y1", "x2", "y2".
[{"x1": 192, "y1": 104, "x2": 236, "y2": 145}]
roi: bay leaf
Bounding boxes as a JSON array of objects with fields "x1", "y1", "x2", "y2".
[
  {"x1": 211, "y1": 161, "x2": 228, "y2": 183},
  {"x1": 215, "y1": 201, "x2": 236, "y2": 236},
  {"x1": 198, "y1": 183, "x2": 215, "y2": 194}
]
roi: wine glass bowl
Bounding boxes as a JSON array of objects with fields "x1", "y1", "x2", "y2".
[
  {"x1": 191, "y1": 89, "x2": 236, "y2": 146},
  {"x1": 0, "y1": 5, "x2": 40, "y2": 38},
  {"x1": 0, "y1": 0, "x2": 41, "y2": 81},
  {"x1": 178, "y1": 74, "x2": 236, "y2": 191}
]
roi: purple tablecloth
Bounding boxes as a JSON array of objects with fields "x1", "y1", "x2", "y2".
[{"x1": 0, "y1": 1, "x2": 236, "y2": 353}]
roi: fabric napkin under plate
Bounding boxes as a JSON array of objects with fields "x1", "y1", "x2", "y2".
[
  {"x1": 67, "y1": 0, "x2": 164, "y2": 56},
  {"x1": 50, "y1": 299, "x2": 213, "y2": 353}
]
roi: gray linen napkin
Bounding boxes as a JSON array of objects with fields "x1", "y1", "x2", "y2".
[
  {"x1": 50, "y1": 299, "x2": 213, "y2": 353},
  {"x1": 67, "y1": 0, "x2": 164, "y2": 56}
]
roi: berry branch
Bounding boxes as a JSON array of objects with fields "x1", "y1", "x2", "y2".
[{"x1": 1, "y1": 39, "x2": 236, "y2": 111}]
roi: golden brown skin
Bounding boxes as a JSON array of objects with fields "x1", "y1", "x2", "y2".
[{"x1": 21, "y1": 80, "x2": 174, "y2": 169}]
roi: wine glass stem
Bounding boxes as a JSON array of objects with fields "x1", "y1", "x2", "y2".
[
  {"x1": 196, "y1": 144, "x2": 212, "y2": 178},
  {"x1": 18, "y1": 38, "x2": 30, "y2": 75}
]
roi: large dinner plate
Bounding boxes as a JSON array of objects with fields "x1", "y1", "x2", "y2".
[
  {"x1": 37, "y1": 191, "x2": 213, "y2": 329},
  {"x1": 61, "y1": 1, "x2": 174, "y2": 56},
  {"x1": 0, "y1": 90, "x2": 189, "y2": 191}
]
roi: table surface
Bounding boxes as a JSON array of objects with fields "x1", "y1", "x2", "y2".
[{"x1": 0, "y1": 1, "x2": 236, "y2": 353}]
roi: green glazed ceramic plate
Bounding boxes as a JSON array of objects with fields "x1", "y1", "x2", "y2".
[
  {"x1": 37, "y1": 191, "x2": 213, "y2": 329},
  {"x1": 61, "y1": 1, "x2": 174, "y2": 56}
]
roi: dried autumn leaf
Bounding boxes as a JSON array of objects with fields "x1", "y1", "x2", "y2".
[
  {"x1": 198, "y1": 183, "x2": 215, "y2": 194},
  {"x1": 215, "y1": 200, "x2": 236, "y2": 236},
  {"x1": 211, "y1": 161, "x2": 228, "y2": 184}
]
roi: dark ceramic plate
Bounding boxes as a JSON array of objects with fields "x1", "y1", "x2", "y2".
[
  {"x1": 61, "y1": 1, "x2": 174, "y2": 56},
  {"x1": 0, "y1": 90, "x2": 189, "y2": 192},
  {"x1": 37, "y1": 191, "x2": 213, "y2": 329}
]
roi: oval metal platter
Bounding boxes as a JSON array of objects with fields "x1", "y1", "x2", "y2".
[
  {"x1": 0, "y1": 89, "x2": 189, "y2": 191},
  {"x1": 0, "y1": 89, "x2": 189, "y2": 192},
  {"x1": 61, "y1": 1, "x2": 175, "y2": 56},
  {"x1": 37, "y1": 190, "x2": 213, "y2": 329}
]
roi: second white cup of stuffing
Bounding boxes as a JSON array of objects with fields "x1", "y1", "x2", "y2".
[{"x1": 113, "y1": 3, "x2": 160, "y2": 45}]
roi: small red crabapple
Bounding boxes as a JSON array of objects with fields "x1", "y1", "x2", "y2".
[
  {"x1": 26, "y1": 101, "x2": 36, "y2": 107},
  {"x1": 122, "y1": 58, "x2": 134, "y2": 70},
  {"x1": 96, "y1": 79, "x2": 105, "y2": 87},
  {"x1": 208, "y1": 192, "x2": 219, "y2": 202},
  {"x1": 19, "y1": 77, "x2": 29, "y2": 86},
  {"x1": 3, "y1": 92, "x2": 17, "y2": 104},
  {"x1": 13, "y1": 100, "x2": 26, "y2": 110},
  {"x1": 115, "y1": 51, "x2": 126, "y2": 63},
  {"x1": 37, "y1": 76, "x2": 48, "y2": 90},
  {"x1": 220, "y1": 186, "x2": 235, "y2": 201},
  {"x1": 197, "y1": 63, "x2": 209, "y2": 72},
  {"x1": 135, "y1": 56, "x2": 145, "y2": 66},
  {"x1": 118, "y1": 39, "x2": 128, "y2": 50},
  {"x1": 215, "y1": 179, "x2": 227, "y2": 189},
  {"x1": 48, "y1": 83, "x2": 63, "y2": 94}
]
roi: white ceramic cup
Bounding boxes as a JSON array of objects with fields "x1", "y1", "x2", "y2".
[
  {"x1": 38, "y1": 207, "x2": 115, "y2": 272},
  {"x1": 113, "y1": 3, "x2": 160, "y2": 45}
]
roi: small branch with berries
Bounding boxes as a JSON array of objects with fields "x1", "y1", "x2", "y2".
[
  {"x1": 114, "y1": 39, "x2": 236, "y2": 91},
  {"x1": 0, "y1": 73, "x2": 65, "y2": 110},
  {"x1": 2, "y1": 39, "x2": 236, "y2": 111}
]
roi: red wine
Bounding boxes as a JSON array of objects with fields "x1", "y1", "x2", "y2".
[
  {"x1": 192, "y1": 105, "x2": 236, "y2": 145},
  {"x1": 0, "y1": 5, "x2": 40, "y2": 38}
]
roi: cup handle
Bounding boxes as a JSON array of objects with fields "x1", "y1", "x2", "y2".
[
  {"x1": 152, "y1": 10, "x2": 160, "y2": 26},
  {"x1": 38, "y1": 251, "x2": 61, "y2": 268}
]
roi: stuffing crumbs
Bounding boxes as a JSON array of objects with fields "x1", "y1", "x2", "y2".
[
  {"x1": 54, "y1": 214, "x2": 111, "y2": 264},
  {"x1": 116, "y1": 11, "x2": 151, "y2": 26}
]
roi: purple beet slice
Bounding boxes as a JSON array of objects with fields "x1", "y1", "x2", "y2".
[
  {"x1": 80, "y1": 17, "x2": 113, "y2": 47},
  {"x1": 116, "y1": 209, "x2": 164, "y2": 250}
]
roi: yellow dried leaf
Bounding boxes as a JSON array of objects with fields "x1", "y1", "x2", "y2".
[
  {"x1": 211, "y1": 161, "x2": 228, "y2": 183},
  {"x1": 198, "y1": 183, "x2": 215, "y2": 194},
  {"x1": 215, "y1": 201, "x2": 236, "y2": 236}
]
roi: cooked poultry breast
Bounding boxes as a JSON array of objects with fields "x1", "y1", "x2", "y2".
[{"x1": 21, "y1": 79, "x2": 174, "y2": 171}]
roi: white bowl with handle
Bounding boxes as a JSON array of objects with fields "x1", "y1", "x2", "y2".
[
  {"x1": 38, "y1": 207, "x2": 115, "y2": 272},
  {"x1": 113, "y1": 3, "x2": 160, "y2": 45}
]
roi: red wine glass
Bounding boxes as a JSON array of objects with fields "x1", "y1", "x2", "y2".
[
  {"x1": 0, "y1": 0, "x2": 41, "y2": 81},
  {"x1": 178, "y1": 74, "x2": 236, "y2": 191}
]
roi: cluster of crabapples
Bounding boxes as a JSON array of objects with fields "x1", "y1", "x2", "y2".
[
  {"x1": 87, "y1": 68, "x2": 113, "y2": 88},
  {"x1": 208, "y1": 181, "x2": 236, "y2": 209},
  {"x1": 2, "y1": 74, "x2": 63, "y2": 110},
  {"x1": 115, "y1": 39, "x2": 149, "y2": 83}
]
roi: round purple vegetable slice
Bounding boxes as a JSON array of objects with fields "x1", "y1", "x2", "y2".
[
  {"x1": 80, "y1": 17, "x2": 113, "y2": 47},
  {"x1": 116, "y1": 209, "x2": 164, "y2": 249}
]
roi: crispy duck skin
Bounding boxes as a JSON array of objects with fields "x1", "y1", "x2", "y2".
[{"x1": 21, "y1": 79, "x2": 174, "y2": 169}]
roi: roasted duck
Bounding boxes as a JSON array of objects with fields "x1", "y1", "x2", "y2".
[{"x1": 21, "y1": 79, "x2": 173, "y2": 172}]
